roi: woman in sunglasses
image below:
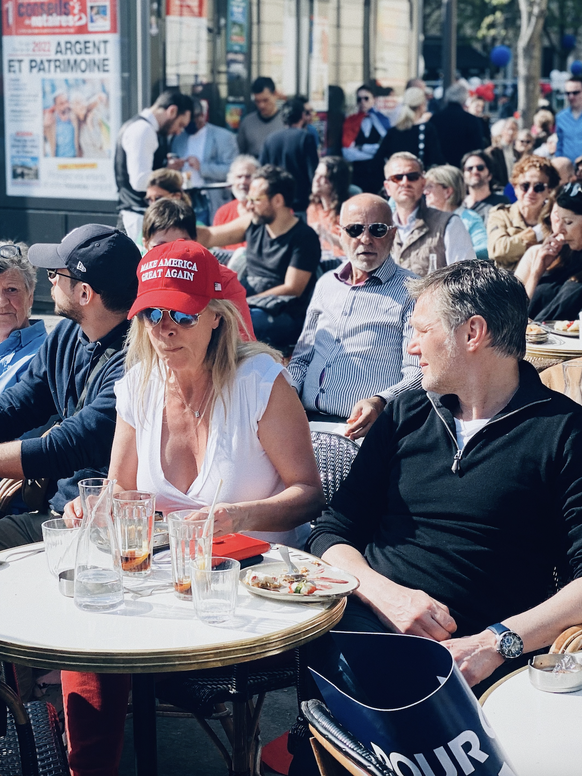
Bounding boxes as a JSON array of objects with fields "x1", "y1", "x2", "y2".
[
  {"x1": 60, "y1": 240, "x2": 323, "y2": 776},
  {"x1": 515, "y1": 183, "x2": 582, "y2": 321},
  {"x1": 487, "y1": 155, "x2": 560, "y2": 271}
]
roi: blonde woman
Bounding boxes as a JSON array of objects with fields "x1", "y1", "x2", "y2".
[
  {"x1": 371, "y1": 87, "x2": 445, "y2": 191},
  {"x1": 424, "y1": 165, "x2": 488, "y2": 259},
  {"x1": 61, "y1": 240, "x2": 323, "y2": 776}
]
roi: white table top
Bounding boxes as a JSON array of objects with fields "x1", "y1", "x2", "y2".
[
  {"x1": 482, "y1": 666, "x2": 582, "y2": 775},
  {"x1": 0, "y1": 545, "x2": 344, "y2": 673}
]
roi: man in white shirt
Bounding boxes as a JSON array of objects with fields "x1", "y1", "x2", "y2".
[
  {"x1": 114, "y1": 90, "x2": 193, "y2": 241},
  {"x1": 386, "y1": 152, "x2": 476, "y2": 276}
]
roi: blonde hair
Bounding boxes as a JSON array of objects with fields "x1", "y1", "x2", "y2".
[
  {"x1": 395, "y1": 87, "x2": 426, "y2": 131},
  {"x1": 425, "y1": 165, "x2": 465, "y2": 209},
  {"x1": 125, "y1": 299, "x2": 280, "y2": 418},
  {"x1": 146, "y1": 168, "x2": 192, "y2": 207}
]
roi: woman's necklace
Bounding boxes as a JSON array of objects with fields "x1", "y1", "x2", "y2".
[{"x1": 166, "y1": 377, "x2": 212, "y2": 419}]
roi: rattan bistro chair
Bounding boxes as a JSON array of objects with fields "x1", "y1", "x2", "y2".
[
  {"x1": 302, "y1": 699, "x2": 395, "y2": 776},
  {"x1": 0, "y1": 663, "x2": 69, "y2": 776},
  {"x1": 155, "y1": 430, "x2": 361, "y2": 774}
]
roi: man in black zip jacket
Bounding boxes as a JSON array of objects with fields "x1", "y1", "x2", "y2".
[
  {"x1": 309, "y1": 260, "x2": 582, "y2": 691},
  {"x1": 0, "y1": 224, "x2": 140, "y2": 549}
]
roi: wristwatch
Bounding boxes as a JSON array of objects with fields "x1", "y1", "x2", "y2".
[{"x1": 486, "y1": 623, "x2": 524, "y2": 659}]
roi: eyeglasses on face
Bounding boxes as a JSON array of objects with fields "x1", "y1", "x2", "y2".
[
  {"x1": 516, "y1": 138, "x2": 533, "y2": 144},
  {"x1": 464, "y1": 164, "x2": 486, "y2": 173},
  {"x1": 138, "y1": 308, "x2": 201, "y2": 327},
  {"x1": 340, "y1": 223, "x2": 396, "y2": 239},
  {"x1": 387, "y1": 172, "x2": 422, "y2": 183},
  {"x1": 566, "y1": 91, "x2": 582, "y2": 97},
  {"x1": 518, "y1": 181, "x2": 548, "y2": 194},
  {"x1": 357, "y1": 95, "x2": 373, "y2": 103},
  {"x1": 47, "y1": 269, "x2": 73, "y2": 282}
]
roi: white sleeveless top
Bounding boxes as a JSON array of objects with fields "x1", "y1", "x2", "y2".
[{"x1": 114, "y1": 353, "x2": 309, "y2": 548}]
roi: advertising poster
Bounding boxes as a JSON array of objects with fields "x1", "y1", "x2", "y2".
[
  {"x1": 165, "y1": 0, "x2": 207, "y2": 85},
  {"x1": 2, "y1": 0, "x2": 121, "y2": 200},
  {"x1": 226, "y1": 0, "x2": 247, "y2": 54}
]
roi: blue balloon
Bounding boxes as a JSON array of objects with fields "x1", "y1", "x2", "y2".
[
  {"x1": 490, "y1": 45, "x2": 512, "y2": 68},
  {"x1": 572, "y1": 60, "x2": 582, "y2": 76},
  {"x1": 563, "y1": 34, "x2": 576, "y2": 51}
]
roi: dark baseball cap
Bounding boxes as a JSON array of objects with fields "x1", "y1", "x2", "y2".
[{"x1": 28, "y1": 224, "x2": 141, "y2": 295}]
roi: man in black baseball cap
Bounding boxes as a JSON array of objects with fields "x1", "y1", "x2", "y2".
[{"x1": 0, "y1": 224, "x2": 140, "y2": 549}]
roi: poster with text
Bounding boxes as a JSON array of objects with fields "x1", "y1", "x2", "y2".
[
  {"x1": 2, "y1": 0, "x2": 121, "y2": 200},
  {"x1": 165, "y1": 0, "x2": 207, "y2": 86}
]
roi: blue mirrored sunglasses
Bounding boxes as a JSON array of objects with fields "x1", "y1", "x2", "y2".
[{"x1": 137, "y1": 308, "x2": 200, "y2": 327}]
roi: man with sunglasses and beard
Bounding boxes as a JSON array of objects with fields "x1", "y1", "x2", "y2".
[
  {"x1": 288, "y1": 194, "x2": 422, "y2": 439},
  {"x1": 556, "y1": 76, "x2": 582, "y2": 164},
  {"x1": 385, "y1": 152, "x2": 475, "y2": 276},
  {"x1": 0, "y1": 225, "x2": 141, "y2": 550},
  {"x1": 463, "y1": 150, "x2": 509, "y2": 226}
]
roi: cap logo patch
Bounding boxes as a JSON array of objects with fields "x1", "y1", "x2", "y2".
[
  {"x1": 214, "y1": 283, "x2": 222, "y2": 291},
  {"x1": 76, "y1": 261, "x2": 87, "y2": 272}
]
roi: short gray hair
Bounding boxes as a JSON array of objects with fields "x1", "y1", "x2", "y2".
[
  {"x1": 445, "y1": 83, "x2": 469, "y2": 105},
  {"x1": 425, "y1": 165, "x2": 465, "y2": 209},
  {"x1": 227, "y1": 155, "x2": 259, "y2": 183},
  {"x1": 0, "y1": 240, "x2": 36, "y2": 295},
  {"x1": 406, "y1": 260, "x2": 528, "y2": 360},
  {"x1": 384, "y1": 151, "x2": 424, "y2": 177}
]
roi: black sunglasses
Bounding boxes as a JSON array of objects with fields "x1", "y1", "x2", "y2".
[
  {"x1": 464, "y1": 164, "x2": 486, "y2": 173},
  {"x1": 387, "y1": 172, "x2": 422, "y2": 183},
  {"x1": 357, "y1": 95, "x2": 372, "y2": 102},
  {"x1": 47, "y1": 269, "x2": 73, "y2": 281},
  {"x1": 138, "y1": 308, "x2": 201, "y2": 327},
  {"x1": 340, "y1": 223, "x2": 396, "y2": 239},
  {"x1": 566, "y1": 91, "x2": 582, "y2": 97},
  {"x1": 518, "y1": 182, "x2": 548, "y2": 194}
]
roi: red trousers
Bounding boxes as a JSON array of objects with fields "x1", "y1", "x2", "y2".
[{"x1": 62, "y1": 671, "x2": 130, "y2": 776}]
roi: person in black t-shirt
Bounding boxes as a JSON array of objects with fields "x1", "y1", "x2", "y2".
[
  {"x1": 462, "y1": 150, "x2": 510, "y2": 226},
  {"x1": 198, "y1": 165, "x2": 321, "y2": 346}
]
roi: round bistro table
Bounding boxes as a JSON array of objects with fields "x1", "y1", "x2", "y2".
[
  {"x1": 481, "y1": 665, "x2": 582, "y2": 774},
  {"x1": 0, "y1": 544, "x2": 346, "y2": 776}
]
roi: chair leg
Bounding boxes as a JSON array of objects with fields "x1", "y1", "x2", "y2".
[{"x1": 231, "y1": 699, "x2": 250, "y2": 776}]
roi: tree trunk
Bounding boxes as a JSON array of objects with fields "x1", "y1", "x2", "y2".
[{"x1": 517, "y1": 0, "x2": 549, "y2": 129}]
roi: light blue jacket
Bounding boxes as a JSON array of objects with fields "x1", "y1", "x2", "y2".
[
  {"x1": 0, "y1": 320, "x2": 47, "y2": 394},
  {"x1": 456, "y1": 207, "x2": 489, "y2": 260}
]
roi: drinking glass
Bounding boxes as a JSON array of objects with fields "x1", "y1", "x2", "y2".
[
  {"x1": 113, "y1": 491, "x2": 155, "y2": 577},
  {"x1": 192, "y1": 556, "x2": 240, "y2": 624},
  {"x1": 168, "y1": 510, "x2": 212, "y2": 600},
  {"x1": 75, "y1": 478, "x2": 124, "y2": 612},
  {"x1": 42, "y1": 517, "x2": 82, "y2": 577}
]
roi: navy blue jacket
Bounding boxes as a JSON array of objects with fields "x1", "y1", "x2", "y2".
[{"x1": 0, "y1": 318, "x2": 129, "y2": 513}]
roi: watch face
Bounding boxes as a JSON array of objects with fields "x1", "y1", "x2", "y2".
[{"x1": 499, "y1": 631, "x2": 524, "y2": 659}]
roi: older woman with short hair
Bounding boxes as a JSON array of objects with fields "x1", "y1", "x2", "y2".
[
  {"x1": 424, "y1": 165, "x2": 488, "y2": 260},
  {"x1": 487, "y1": 155, "x2": 560, "y2": 271},
  {"x1": 0, "y1": 241, "x2": 46, "y2": 392}
]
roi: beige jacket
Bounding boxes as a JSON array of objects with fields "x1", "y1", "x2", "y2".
[
  {"x1": 487, "y1": 202, "x2": 538, "y2": 271},
  {"x1": 391, "y1": 199, "x2": 454, "y2": 277}
]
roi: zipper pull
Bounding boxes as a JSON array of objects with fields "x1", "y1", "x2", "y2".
[{"x1": 451, "y1": 450, "x2": 462, "y2": 474}]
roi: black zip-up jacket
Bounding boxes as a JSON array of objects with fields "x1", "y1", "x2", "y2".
[
  {"x1": 0, "y1": 318, "x2": 129, "y2": 514},
  {"x1": 309, "y1": 360, "x2": 582, "y2": 637}
]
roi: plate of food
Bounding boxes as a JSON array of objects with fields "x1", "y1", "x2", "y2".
[
  {"x1": 241, "y1": 551, "x2": 359, "y2": 602},
  {"x1": 541, "y1": 320, "x2": 581, "y2": 338}
]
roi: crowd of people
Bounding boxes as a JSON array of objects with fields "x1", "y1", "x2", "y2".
[{"x1": 4, "y1": 72, "x2": 582, "y2": 776}]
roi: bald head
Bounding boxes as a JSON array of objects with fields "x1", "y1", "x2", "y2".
[
  {"x1": 552, "y1": 156, "x2": 575, "y2": 185},
  {"x1": 339, "y1": 194, "x2": 396, "y2": 275}
]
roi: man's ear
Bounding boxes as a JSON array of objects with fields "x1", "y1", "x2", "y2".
[
  {"x1": 165, "y1": 105, "x2": 178, "y2": 121},
  {"x1": 78, "y1": 282, "x2": 95, "y2": 307},
  {"x1": 465, "y1": 315, "x2": 488, "y2": 351}
]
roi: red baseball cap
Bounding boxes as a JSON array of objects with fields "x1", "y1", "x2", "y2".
[{"x1": 128, "y1": 240, "x2": 224, "y2": 319}]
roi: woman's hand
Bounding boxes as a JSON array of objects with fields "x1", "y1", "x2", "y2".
[
  {"x1": 185, "y1": 503, "x2": 244, "y2": 536},
  {"x1": 63, "y1": 496, "x2": 83, "y2": 524},
  {"x1": 531, "y1": 233, "x2": 564, "y2": 279}
]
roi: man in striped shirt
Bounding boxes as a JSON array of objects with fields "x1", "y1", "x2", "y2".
[{"x1": 288, "y1": 194, "x2": 422, "y2": 439}]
